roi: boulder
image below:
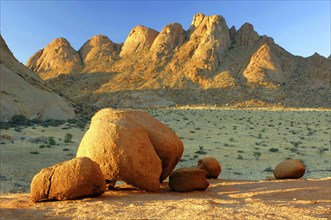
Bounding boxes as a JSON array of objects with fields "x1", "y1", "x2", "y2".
[
  {"x1": 169, "y1": 168, "x2": 210, "y2": 192},
  {"x1": 76, "y1": 108, "x2": 183, "y2": 191},
  {"x1": 30, "y1": 157, "x2": 106, "y2": 202},
  {"x1": 274, "y1": 159, "x2": 305, "y2": 179},
  {"x1": 197, "y1": 157, "x2": 221, "y2": 179}
]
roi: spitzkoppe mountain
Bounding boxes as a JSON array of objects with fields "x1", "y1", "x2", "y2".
[
  {"x1": 27, "y1": 13, "x2": 331, "y2": 109},
  {"x1": 0, "y1": 35, "x2": 76, "y2": 121}
]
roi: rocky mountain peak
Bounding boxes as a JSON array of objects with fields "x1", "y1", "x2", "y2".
[
  {"x1": 119, "y1": 25, "x2": 159, "y2": 57},
  {"x1": 235, "y1": 22, "x2": 260, "y2": 46},
  {"x1": 191, "y1": 12, "x2": 206, "y2": 28},
  {"x1": 150, "y1": 23, "x2": 186, "y2": 58},
  {"x1": 27, "y1": 37, "x2": 82, "y2": 80},
  {"x1": 79, "y1": 35, "x2": 118, "y2": 66},
  {"x1": 184, "y1": 13, "x2": 231, "y2": 74}
]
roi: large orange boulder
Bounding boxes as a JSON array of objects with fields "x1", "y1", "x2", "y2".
[
  {"x1": 76, "y1": 108, "x2": 183, "y2": 191},
  {"x1": 30, "y1": 157, "x2": 106, "y2": 202},
  {"x1": 274, "y1": 159, "x2": 305, "y2": 179}
]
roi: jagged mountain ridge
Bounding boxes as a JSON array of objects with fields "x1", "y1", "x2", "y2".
[
  {"x1": 27, "y1": 13, "x2": 331, "y2": 108},
  {"x1": 0, "y1": 35, "x2": 76, "y2": 121}
]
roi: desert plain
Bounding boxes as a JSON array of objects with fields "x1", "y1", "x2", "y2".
[{"x1": 0, "y1": 107, "x2": 330, "y2": 219}]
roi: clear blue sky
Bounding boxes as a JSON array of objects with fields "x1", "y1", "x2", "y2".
[{"x1": 1, "y1": 1, "x2": 330, "y2": 64}]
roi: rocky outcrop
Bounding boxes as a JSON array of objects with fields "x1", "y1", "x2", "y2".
[
  {"x1": 150, "y1": 23, "x2": 186, "y2": 58},
  {"x1": 76, "y1": 108, "x2": 183, "y2": 191},
  {"x1": 274, "y1": 159, "x2": 305, "y2": 179},
  {"x1": 120, "y1": 25, "x2": 159, "y2": 57},
  {"x1": 26, "y1": 13, "x2": 331, "y2": 108},
  {"x1": 169, "y1": 168, "x2": 210, "y2": 192},
  {"x1": 185, "y1": 13, "x2": 231, "y2": 72},
  {"x1": 30, "y1": 157, "x2": 106, "y2": 202},
  {"x1": 197, "y1": 157, "x2": 221, "y2": 179},
  {"x1": 27, "y1": 37, "x2": 83, "y2": 80},
  {"x1": 0, "y1": 35, "x2": 76, "y2": 121},
  {"x1": 243, "y1": 44, "x2": 285, "y2": 85},
  {"x1": 79, "y1": 35, "x2": 118, "y2": 68},
  {"x1": 235, "y1": 23, "x2": 260, "y2": 46}
]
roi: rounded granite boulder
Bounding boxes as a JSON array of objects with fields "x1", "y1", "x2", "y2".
[
  {"x1": 169, "y1": 168, "x2": 210, "y2": 192},
  {"x1": 30, "y1": 157, "x2": 106, "y2": 202},
  {"x1": 274, "y1": 159, "x2": 305, "y2": 179},
  {"x1": 197, "y1": 157, "x2": 221, "y2": 179}
]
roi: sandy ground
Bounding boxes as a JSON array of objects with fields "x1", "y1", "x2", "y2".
[
  {"x1": 0, "y1": 108, "x2": 330, "y2": 219},
  {"x1": 0, "y1": 178, "x2": 330, "y2": 219}
]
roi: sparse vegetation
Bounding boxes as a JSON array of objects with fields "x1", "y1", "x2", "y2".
[
  {"x1": 64, "y1": 133, "x2": 73, "y2": 144},
  {"x1": 253, "y1": 152, "x2": 261, "y2": 161}
]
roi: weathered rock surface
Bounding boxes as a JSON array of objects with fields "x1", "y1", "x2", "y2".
[
  {"x1": 243, "y1": 44, "x2": 285, "y2": 85},
  {"x1": 235, "y1": 23, "x2": 260, "y2": 46},
  {"x1": 76, "y1": 108, "x2": 183, "y2": 191},
  {"x1": 27, "y1": 37, "x2": 82, "y2": 80},
  {"x1": 30, "y1": 157, "x2": 106, "y2": 202},
  {"x1": 27, "y1": 13, "x2": 331, "y2": 109},
  {"x1": 169, "y1": 168, "x2": 210, "y2": 192},
  {"x1": 120, "y1": 25, "x2": 159, "y2": 57},
  {"x1": 274, "y1": 159, "x2": 306, "y2": 179},
  {"x1": 150, "y1": 23, "x2": 186, "y2": 58},
  {"x1": 79, "y1": 35, "x2": 119, "y2": 69},
  {"x1": 197, "y1": 157, "x2": 221, "y2": 179},
  {"x1": 0, "y1": 35, "x2": 76, "y2": 121}
]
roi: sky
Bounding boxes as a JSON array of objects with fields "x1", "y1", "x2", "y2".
[{"x1": 1, "y1": 1, "x2": 330, "y2": 64}]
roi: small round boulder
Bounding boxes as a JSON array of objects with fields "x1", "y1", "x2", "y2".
[
  {"x1": 274, "y1": 159, "x2": 305, "y2": 179},
  {"x1": 169, "y1": 168, "x2": 209, "y2": 192},
  {"x1": 197, "y1": 157, "x2": 221, "y2": 179}
]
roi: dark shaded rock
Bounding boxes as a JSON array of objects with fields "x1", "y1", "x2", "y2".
[
  {"x1": 274, "y1": 159, "x2": 305, "y2": 179},
  {"x1": 197, "y1": 157, "x2": 221, "y2": 179},
  {"x1": 169, "y1": 168, "x2": 209, "y2": 192}
]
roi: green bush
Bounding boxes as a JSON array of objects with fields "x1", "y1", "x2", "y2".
[
  {"x1": 64, "y1": 133, "x2": 73, "y2": 144},
  {"x1": 48, "y1": 137, "x2": 56, "y2": 146}
]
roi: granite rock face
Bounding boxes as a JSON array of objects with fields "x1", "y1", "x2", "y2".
[
  {"x1": 27, "y1": 37, "x2": 83, "y2": 79},
  {"x1": 0, "y1": 35, "x2": 76, "y2": 121},
  {"x1": 120, "y1": 25, "x2": 159, "y2": 57}
]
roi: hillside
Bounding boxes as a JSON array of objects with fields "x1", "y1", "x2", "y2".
[
  {"x1": 0, "y1": 35, "x2": 76, "y2": 121},
  {"x1": 26, "y1": 13, "x2": 331, "y2": 109}
]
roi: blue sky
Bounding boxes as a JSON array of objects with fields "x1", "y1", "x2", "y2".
[{"x1": 1, "y1": 1, "x2": 330, "y2": 63}]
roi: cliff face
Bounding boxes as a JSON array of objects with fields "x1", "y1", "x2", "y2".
[
  {"x1": 26, "y1": 13, "x2": 331, "y2": 109},
  {"x1": 0, "y1": 35, "x2": 76, "y2": 121}
]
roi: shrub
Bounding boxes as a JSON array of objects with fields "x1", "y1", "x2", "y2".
[
  {"x1": 48, "y1": 137, "x2": 56, "y2": 146},
  {"x1": 10, "y1": 115, "x2": 27, "y2": 125},
  {"x1": 253, "y1": 152, "x2": 261, "y2": 161},
  {"x1": 64, "y1": 133, "x2": 73, "y2": 144},
  {"x1": 269, "y1": 148, "x2": 279, "y2": 153}
]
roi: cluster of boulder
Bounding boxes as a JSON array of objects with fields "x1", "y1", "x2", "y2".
[{"x1": 30, "y1": 108, "x2": 306, "y2": 202}]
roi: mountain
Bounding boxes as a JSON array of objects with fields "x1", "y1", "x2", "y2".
[
  {"x1": 0, "y1": 35, "x2": 76, "y2": 121},
  {"x1": 26, "y1": 13, "x2": 331, "y2": 109}
]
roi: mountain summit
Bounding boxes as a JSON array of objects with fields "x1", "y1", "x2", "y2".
[{"x1": 26, "y1": 13, "x2": 331, "y2": 108}]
